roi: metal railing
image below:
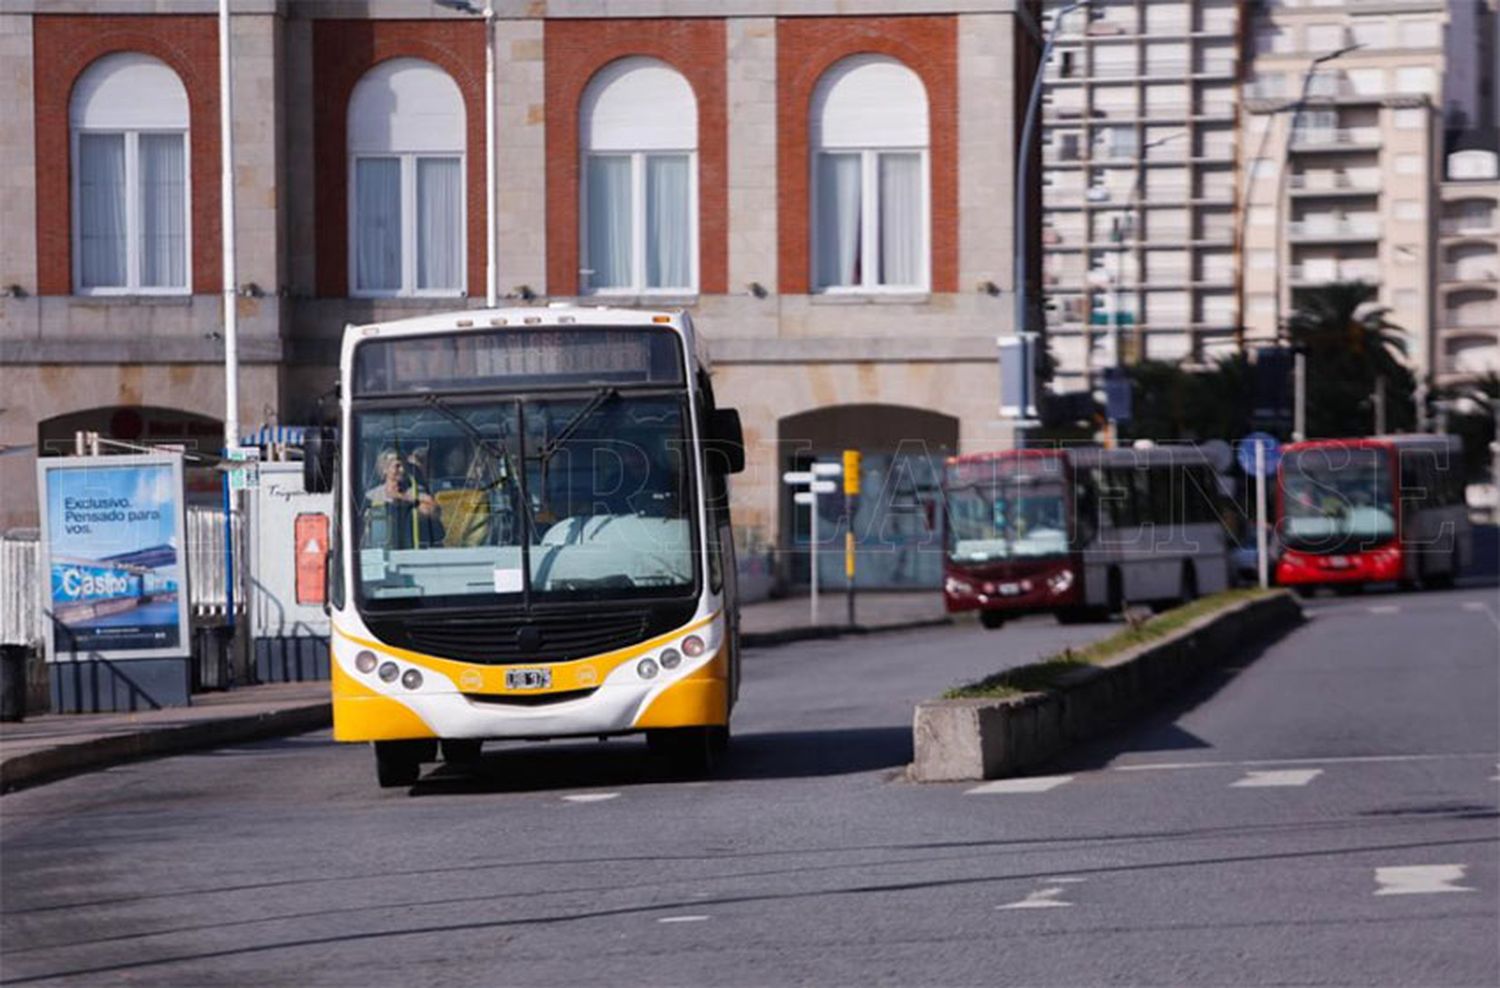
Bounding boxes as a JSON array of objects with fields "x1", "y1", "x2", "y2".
[
  {"x1": 1441, "y1": 264, "x2": 1500, "y2": 282},
  {"x1": 1289, "y1": 173, "x2": 1379, "y2": 193},
  {"x1": 1289, "y1": 264, "x2": 1381, "y2": 283},
  {"x1": 1442, "y1": 215, "x2": 1498, "y2": 235},
  {"x1": 1290, "y1": 127, "x2": 1381, "y2": 148},
  {"x1": 0, "y1": 538, "x2": 40, "y2": 646}
]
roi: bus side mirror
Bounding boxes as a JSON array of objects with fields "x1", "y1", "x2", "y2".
[
  {"x1": 709, "y1": 408, "x2": 746, "y2": 475},
  {"x1": 303, "y1": 427, "x2": 336, "y2": 494}
]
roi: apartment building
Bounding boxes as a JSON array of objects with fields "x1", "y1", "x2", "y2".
[
  {"x1": 1238, "y1": 0, "x2": 1453, "y2": 381},
  {"x1": 1038, "y1": 0, "x2": 1246, "y2": 394},
  {"x1": 0, "y1": 1, "x2": 1041, "y2": 586},
  {"x1": 1437, "y1": 139, "x2": 1500, "y2": 383}
]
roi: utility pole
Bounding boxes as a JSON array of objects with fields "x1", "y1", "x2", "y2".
[
  {"x1": 1373, "y1": 375, "x2": 1387, "y2": 435},
  {"x1": 436, "y1": 0, "x2": 497, "y2": 307}
]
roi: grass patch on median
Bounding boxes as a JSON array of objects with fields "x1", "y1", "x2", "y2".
[{"x1": 943, "y1": 588, "x2": 1275, "y2": 700}]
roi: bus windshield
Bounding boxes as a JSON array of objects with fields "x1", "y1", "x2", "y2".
[
  {"x1": 945, "y1": 461, "x2": 1070, "y2": 563},
  {"x1": 1280, "y1": 447, "x2": 1395, "y2": 551},
  {"x1": 352, "y1": 391, "x2": 696, "y2": 608}
]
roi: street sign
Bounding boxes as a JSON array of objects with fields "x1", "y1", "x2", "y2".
[
  {"x1": 811, "y1": 462, "x2": 843, "y2": 477},
  {"x1": 227, "y1": 445, "x2": 261, "y2": 492},
  {"x1": 998, "y1": 333, "x2": 1039, "y2": 421},
  {"x1": 1237, "y1": 432, "x2": 1281, "y2": 477},
  {"x1": 793, "y1": 491, "x2": 816, "y2": 505},
  {"x1": 782, "y1": 470, "x2": 814, "y2": 485},
  {"x1": 1104, "y1": 369, "x2": 1132, "y2": 424},
  {"x1": 810, "y1": 479, "x2": 838, "y2": 494}
]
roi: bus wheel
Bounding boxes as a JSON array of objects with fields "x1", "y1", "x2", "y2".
[
  {"x1": 647, "y1": 727, "x2": 724, "y2": 776},
  {"x1": 1180, "y1": 563, "x2": 1198, "y2": 604},
  {"x1": 440, "y1": 739, "x2": 483, "y2": 766},
  {"x1": 1107, "y1": 570, "x2": 1124, "y2": 616},
  {"x1": 979, "y1": 611, "x2": 1006, "y2": 630},
  {"x1": 374, "y1": 741, "x2": 426, "y2": 788}
]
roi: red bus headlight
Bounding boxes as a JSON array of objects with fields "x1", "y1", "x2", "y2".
[{"x1": 1047, "y1": 569, "x2": 1074, "y2": 594}]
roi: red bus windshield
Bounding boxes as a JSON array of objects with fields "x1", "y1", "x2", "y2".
[
  {"x1": 1280, "y1": 446, "x2": 1396, "y2": 552},
  {"x1": 944, "y1": 457, "x2": 1070, "y2": 563}
]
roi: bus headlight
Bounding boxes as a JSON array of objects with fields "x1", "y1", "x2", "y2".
[
  {"x1": 659, "y1": 647, "x2": 682, "y2": 670},
  {"x1": 1047, "y1": 570, "x2": 1074, "y2": 594},
  {"x1": 378, "y1": 662, "x2": 399, "y2": 683},
  {"x1": 944, "y1": 577, "x2": 973, "y2": 596},
  {"x1": 637, "y1": 658, "x2": 660, "y2": 679},
  {"x1": 401, "y1": 669, "x2": 423, "y2": 691},
  {"x1": 682, "y1": 635, "x2": 706, "y2": 658},
  {"x1": 355, "y1": 651, "x2": 377, "y2": 674}
]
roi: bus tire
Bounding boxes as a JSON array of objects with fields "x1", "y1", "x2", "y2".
[
  {"x1": 648, "y1": 727, "x2": 722, "y2": 777},
  {"x1": 1107, "y1": 569, "x2": 1124, "y2": 616},
  {"x1": 1180, "y1": 563, "x2": 1198, "y2": 604},
  {"x1": 374, "y1": 741, "x2": 425, "y2": 788},
  {"x1": 979, "y1": 610, "x2": 1007, "y2": 630},
  {"x1": 440, "y1": 739, "x2": 483, "y2": 766}
]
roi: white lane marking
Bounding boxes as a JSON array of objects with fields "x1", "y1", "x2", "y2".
[
  {"x1": 1492, "y1": 763, "x2": 1499, "y2": 782},
  {"x1": 1461, "y1": 601, "x2": 1500, "y2": 630},
  {"x1": 1367, "y1": 605, "x2": 1400, "y2": 614},
  {"x1": 1114, "y1": 753, "x2": 1498, "y2": 772},
  {"x1": 562, "y1": 792, "x2": 620, "y2": 803},
  {"x1": 1042, "y1": 877, "x2": 1087, "y2": 884},
  {"x1": 1374, "y1": 865, "x2": 1475, "y2": 896},
  {"x1": 998, "y1": 881, "x2": 1082, "y2": 910},
  {"x1": 1231, "y1": 768, "x2": 1323, "y2": 788},
  {"x1": 967, "y1": 775, "x2": 1074, "y2": 795},
  {"x1": 658, "y1": 915, "x2": 711, "y2": 923}
]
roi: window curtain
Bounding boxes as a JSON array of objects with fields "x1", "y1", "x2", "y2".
[
  {"x1": 646, "y1": 154, "x2": 691, "y2": 289},
  {"x1": 416, "y1": 157, "x2": 462, "y2": 291},
  {"x1": 586, "y1": 155, "x2": 632, "y2": 290},
  {"x1": 139, "y1": 133, "x2": 187, "y2": 289},
  {"x1": 355, "y1": 157, "x2": 402, "y2": 292},
  {"x1": 78, "y1": 133, "x2": 127, "y2": 289},
  {"x1": 878, "y1": 153, "x2": 922, "y2": 287},
  {"x1": 815, "y1": 153, "x2": 861, "y2": 287}
]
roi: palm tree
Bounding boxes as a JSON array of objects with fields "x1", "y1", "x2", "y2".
[{"x1": 1284, "y1": 281, "x2": 1416, "y2": 437}]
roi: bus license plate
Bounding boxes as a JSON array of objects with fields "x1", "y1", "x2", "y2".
[
  {"x1": 506, "y1": 668, "x2": 551, "y2": 690},
  {"x1": 998, "y1": 582, "x2": 1022, "y2": 596},
  {"x1": 1325, "y1": 556, "x2": 1350, "y2": 569}
]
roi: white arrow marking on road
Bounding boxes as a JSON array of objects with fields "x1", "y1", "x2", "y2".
[
  {"x1": 1374, "y1": 865, "x2": 1475, "y2": 896},
  {"x1": 1367, "y1": 605, "x2": 1400, "y2": 614},
  {"x1": 562, "y1": 792, "x2": 620, "y2": 803},
  {"x1": 998, "y1": 882, "x2": 1080, "y2": 909},
  {"x1": 658, "y1": 915, "x2": 711, "y2": 923},
  {"x1": 1231, "y1": 769, "x2": 1323, "y2": 788},
  {"x1": 967, "y1": 775, "x2": 1074, "y2": 795}
]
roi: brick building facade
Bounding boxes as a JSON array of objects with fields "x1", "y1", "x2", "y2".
[{"x1": 0, "y1": 1, "x2": 1040, "y2": 580}]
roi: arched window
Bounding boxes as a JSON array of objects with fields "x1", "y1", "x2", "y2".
[
  {"x1": 70, "y1": 53, "x2": 190, "y2": 294},
  {"x1": 811, "y1": 55, "x2": 930, "y2": 292},
  {"x1": 348, "y1": 58, "x2": 465, "y2": 296},
  {"x1": 580, "y1": 57, "x2": 697, "y2": 294}
]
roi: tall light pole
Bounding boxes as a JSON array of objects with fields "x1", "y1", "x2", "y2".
[
  {"x1": 1014, "y1": 0, "x2": 1090, "y2": 432},
  {"x1": 1274, "y1": 43, "x2": 1361, "y2": 442},
  {"x1": 219, "y1": 0, "x2": 239, "y2": 451},
  {"x1": 437, "y1": 0, "x2": 497, "y2": 307}
]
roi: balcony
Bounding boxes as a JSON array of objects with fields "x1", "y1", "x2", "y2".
[
  {"x1": 1289, "y1": 128, "x2": 1382, "y2": 151},
  {"x1": 1443, "y1": 311, "x2": 1499, "y2": 330},
  {"x1": 1442, "y1": 216, "x2": 1498, "y2": 236},
  {"x1": 1289, "y1": 264, "x2": 1382, "y2": 285},
  {"x1": 1442, "y1": 263, "x2": 1500, "y2": 283},
  {"x1": 1288, "y1": 173, "x2": 1381, "y2": 195},
  {"x1": 1288, "y1": 218, "x2": 1382, "y2": 241}
]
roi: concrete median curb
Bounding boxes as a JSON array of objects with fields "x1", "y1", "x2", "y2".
[
  {"x1": 910, "y1": 592, "x2": 1303, "y2": 782},
  {"x1": 0, "y1": 702, "x2": 331, "y2": 795}
]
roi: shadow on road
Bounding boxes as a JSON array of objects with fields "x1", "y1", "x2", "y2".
[{"x1": 406, "y1": 725, "x2": 912, "y2": 797}]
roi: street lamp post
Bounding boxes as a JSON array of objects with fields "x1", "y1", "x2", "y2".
[
  {"x1": 219, "y1": 0, "x2": 238, "y2": 451},
  {"x1": 1014, "y1": 0, "x2": 1090, "y2": 433},
  {"x1": 437, "y1": 0, "x2": 497, "y2": 308},
  {"x1": 1274, "y1": 44, "x2": 1361, "y2": 442}
]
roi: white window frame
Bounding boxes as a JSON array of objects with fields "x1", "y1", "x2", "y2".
[
  {"x1": 346, "y1": 151, "x2": 467, "y2": 299},
  {"x1": 578, "y1": 148, "x2": 700, "y2": 297},
  {"x1": 70, "y1": 127, "x2": 192, "y2": 297},
  {"x1": 810, "y1": 146, "x2": 932, "y2": 295}
]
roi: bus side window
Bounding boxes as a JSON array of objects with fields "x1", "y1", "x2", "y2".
[
  {"x1": 1073, "y1": 476, "x2": 1098, "y2": 546},
  {"x1": 328, "y1": 452, "x2": 345, "y2": 611},
  {"x1": 706, "y1": 465, "x2": 726, "y2": 592}
]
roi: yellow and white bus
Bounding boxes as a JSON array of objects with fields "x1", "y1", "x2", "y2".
[{"x1": 303, "y1": 306, "x2": 745, "y2": 787}]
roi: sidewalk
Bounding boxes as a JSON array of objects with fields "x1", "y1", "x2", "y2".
[
  {"x1": 740, "y1": 590, "x2": 949, "y2": 645},
  {"x1": 0, "y1": 682, "x2": 330, "y2": 794},
  {"x1": 0, "y1": 591, "x2": 950, "y2": 794}
]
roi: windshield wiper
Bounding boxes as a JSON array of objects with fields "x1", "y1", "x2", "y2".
[
  {"x1": 538, "y1": 387, "x2": 619, "y2": 466},
  {"x1": 420, "y1": 393, "x2": 538, "y2": 545}
]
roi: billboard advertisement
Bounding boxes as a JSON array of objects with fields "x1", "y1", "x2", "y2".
[{"x1": 37, "y1": 454, "x2": 191, "y2": 661}]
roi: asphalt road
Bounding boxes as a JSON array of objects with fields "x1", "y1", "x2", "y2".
[{"x1": 2, "y1": 582, "x2": 1496, "y2": 986}]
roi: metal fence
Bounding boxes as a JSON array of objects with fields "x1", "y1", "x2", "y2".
[{"x1": 0, "y1": 537, "x2": 40, "y2": 646}]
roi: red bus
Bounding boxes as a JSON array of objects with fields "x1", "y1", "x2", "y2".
[
  {"x1": 1275, "y1": 435, "x2": 1471, "y2": 591},
  {"x1": 943, "y1": 447, "x2": 1230, "y2": 627}
]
